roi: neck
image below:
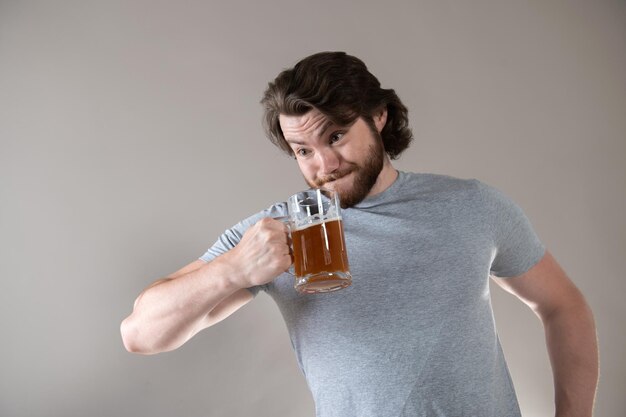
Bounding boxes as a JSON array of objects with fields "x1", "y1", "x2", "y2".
[{"x1": 367, "y1": 158, "x2": 398, "y2": 198}]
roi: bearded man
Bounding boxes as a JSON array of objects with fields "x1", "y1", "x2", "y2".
[{"x1": 121, "y1": 52, "x2": 598, "y2": 417}]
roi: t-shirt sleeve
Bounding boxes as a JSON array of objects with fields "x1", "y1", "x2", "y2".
[
  {"x1": 198, "y1": 202, "x2": 288, "y2": 296},
  {"x1": 476, "y1": 182, "x2": 546, "y2": 278}
]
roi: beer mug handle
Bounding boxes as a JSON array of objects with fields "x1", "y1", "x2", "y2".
[{"x1": 271, "y1": 215, "x2": 295, "y2": 276}]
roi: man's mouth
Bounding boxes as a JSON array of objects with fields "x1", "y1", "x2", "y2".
[{"x1": 315, "y1": 168, "x2": 355, "y2": 188}]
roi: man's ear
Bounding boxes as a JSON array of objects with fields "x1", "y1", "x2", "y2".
[{"x1": 373, "y1": 107, "x2": 388, "y2": 133}]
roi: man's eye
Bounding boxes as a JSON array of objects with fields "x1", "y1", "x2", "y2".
[
  {"x1": 296, "y1": 148, "x2": 311, "y2": 157},
  {"x1": 330, "y1": 132, "x2": 344, "y2": 144}
]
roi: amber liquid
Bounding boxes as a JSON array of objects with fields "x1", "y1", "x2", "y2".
[{"x1": 291, "y1": 219, "x2": 351, "y2": 293}]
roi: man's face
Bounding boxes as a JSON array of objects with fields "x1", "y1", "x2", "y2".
[{"x1": 279, "y1": 109, "x2": 386, "y2": 208}]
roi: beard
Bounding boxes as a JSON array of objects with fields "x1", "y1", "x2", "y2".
[{"x1": 306, "y1": 137, "x2": 385, "y2": 209}]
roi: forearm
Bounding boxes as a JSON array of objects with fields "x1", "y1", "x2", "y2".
[
  {"x1": 121, "y1": 256, "x2": 244, "y2": 354},
  {"x1": 121, "y1": 217, "x2": 291, "y2": 355},
  {"x1": 543, "y1": 299, "x2": 598, "y2": 417}
]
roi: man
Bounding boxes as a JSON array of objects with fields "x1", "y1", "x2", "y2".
[{"x1": 121, "y1": 52, "x2": 598, "y2": 416}]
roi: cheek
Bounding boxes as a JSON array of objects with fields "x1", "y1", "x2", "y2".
[{"x1": 297, "y1": 160, "x2": 317, "y2": 180}]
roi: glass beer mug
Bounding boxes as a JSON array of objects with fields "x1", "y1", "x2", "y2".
[{"x1": 285, "y1": 189, "x2": 352, "y2": 294}]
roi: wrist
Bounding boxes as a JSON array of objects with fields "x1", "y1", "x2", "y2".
[{"x1": 211, "y1": 250, "x2": 250, "y2": 291}]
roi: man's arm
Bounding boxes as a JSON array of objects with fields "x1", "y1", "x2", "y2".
[
  {"x1": 120, "y1": 217, "x2": 291, "y2": 355},
  {"x1": 492, "y1": 250, "x2": 598, "y2": 417}
]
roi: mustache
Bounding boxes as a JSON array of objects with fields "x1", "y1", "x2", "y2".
[{"x1": 313, "y1": 167, "x2": 356, "y2": 187}]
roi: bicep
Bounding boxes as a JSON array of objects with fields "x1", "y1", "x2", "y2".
[
  {"x1": 199, "y1": 287, "x2": 255, "y2": 329},
  {"x1": 491, "y1": 250, "x2": 585, "y2": 320}
]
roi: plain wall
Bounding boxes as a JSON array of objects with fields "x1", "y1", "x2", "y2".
[{"x1": 1, "y1": 1, "x2": 624, "y2": 416}]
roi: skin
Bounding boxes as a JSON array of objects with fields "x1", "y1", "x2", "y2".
[
  {"x1": 120, "y1": 108, "x2": 394, "y2": 354},
  {"x1": 121, "y1": 108, "x2": 597, "y2": 416},
  {"x1": 279, "y1": 108, "x2": 396, "y2": 208},
  {"x1": 492, "y1": 253, "x2": 598, "y2": 417}
]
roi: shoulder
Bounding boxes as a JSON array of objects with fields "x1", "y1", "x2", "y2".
[
  {"x1": 398, "y1": 171, "x2": 484, "y2": 199},
  {"x1": 199, "y1": 201, "x2": 288, "y2": 263},
  {"x1": 228, "y1": 201, "x2": 289, "y2": 236},
  {"x1": 397, "y1": 171, "x2": 524, "y2": 217}
]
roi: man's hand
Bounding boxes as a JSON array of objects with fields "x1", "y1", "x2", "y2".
[{"x1": 223, "y1": 217, "x2": 292, "y2": 288}]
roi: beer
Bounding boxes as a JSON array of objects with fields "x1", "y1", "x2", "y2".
[
  {"x1": 286, "y1": 188, "x2": 352, "y2": 294},
  {"x1": 291, "y1": 218, "x2": 351, "y2": 293}
]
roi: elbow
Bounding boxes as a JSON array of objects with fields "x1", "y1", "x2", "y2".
[
  {"x1": 120, "y1": 316, "x2": 157, "y2": 355},
  {"x1": 120, "y1": 316, "x2": 140, "y2": 353},
  {"x1": 540, "y1": 289, "x2": 595, "y2": 326}
]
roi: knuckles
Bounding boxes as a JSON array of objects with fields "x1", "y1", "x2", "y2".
[
  {"x1": 240, "y1": 218, "x2": 292, "y2": 272},
  {"x1": 251, "y1": 219, "x2": 288, "y2": 244},
  {"x1": 240, "y1": 220, "x2": 290, "y2": 256}
]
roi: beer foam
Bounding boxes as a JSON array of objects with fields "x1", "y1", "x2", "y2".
[{"x1": 291, "y1": 214, "x2": 343, "y2": 231}]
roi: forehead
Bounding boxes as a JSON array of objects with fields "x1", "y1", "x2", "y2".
[{"x1": 279, "y1": 109, "x2": 334, "y2": 142}]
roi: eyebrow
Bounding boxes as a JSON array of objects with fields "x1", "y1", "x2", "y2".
[
  {"x1": 285, "y1": 119, "x2": 334, "y2": 146},
  {"x1": 285, "y1": 139, "x2": 308, "y2": 146}
]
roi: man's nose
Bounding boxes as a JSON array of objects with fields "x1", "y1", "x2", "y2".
[{"x1": 317, "y1": 148, "x2": 340, "y2": 175}]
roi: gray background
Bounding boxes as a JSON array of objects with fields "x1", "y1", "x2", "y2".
[{"x1": 1, "y1": 1, "x2": 624, "y2": 416}]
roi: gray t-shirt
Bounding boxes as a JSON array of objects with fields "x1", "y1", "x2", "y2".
[{"x1": 200, "y1": 171, "x2": 545, "y2": 417}]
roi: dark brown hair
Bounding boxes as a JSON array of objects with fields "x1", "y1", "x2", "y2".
[{"x1": 261, "y1": 51, "x2": 412, "y2": 159}]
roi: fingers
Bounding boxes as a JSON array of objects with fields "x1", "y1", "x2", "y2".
[
  {"x1": 259, "y1": 218, "x2": 293, "y2": 272},
  {"x1": 258, "y1": 217, "x2": 290, "y2": 244},
  {"x1": 248, "y1": 217, "x2": 292, "y2": 262}
]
